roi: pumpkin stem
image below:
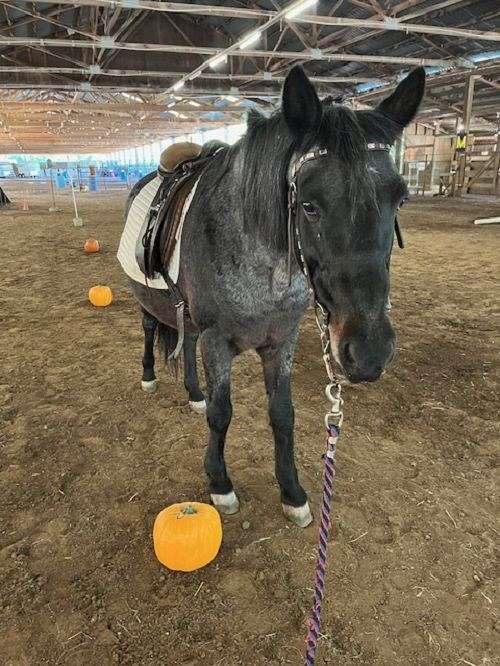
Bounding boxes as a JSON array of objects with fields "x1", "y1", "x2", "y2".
[{"x1": 180, "y1": 504, "x2": 197, "y2": 517}]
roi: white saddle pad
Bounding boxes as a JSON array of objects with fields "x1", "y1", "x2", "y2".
[{"x1": 117, "y1": 175, "x2": 199, "y2": 289}]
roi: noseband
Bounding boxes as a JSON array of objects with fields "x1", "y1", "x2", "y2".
[{"x1": 286, "y1": 141, "x2": 393, "y2": 382}]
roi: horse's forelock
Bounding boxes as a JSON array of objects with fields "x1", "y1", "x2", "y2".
[{"x1": 224, "y1": 103, "x2": 399, "y2": 247}]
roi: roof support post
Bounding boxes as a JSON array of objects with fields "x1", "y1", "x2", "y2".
[
  {"x1": 492, "y1": 132, "x2": 500, "y2": 197},
  {"x1": 455, "y1": 74, "x2": 476, "y2": 197},
  {"x1": 394, "y1": 134, "x2": 405, "y2": 175}
]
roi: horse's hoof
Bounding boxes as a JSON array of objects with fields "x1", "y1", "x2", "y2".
[
  {"x1": 282, "y1": 502, "x2": 313, "y2": 528},
  {"x1": 189, "y1": 399, "x2": 206, "y2": 414},
  {"x1": 141, "y1": 379, "x2": 158, "y2": 393},
  {"x1": 211, "y1": 491, "x2": 240, "y2": 515}
]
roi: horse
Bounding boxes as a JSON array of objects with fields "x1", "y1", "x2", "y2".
[{"x1": 119, "y1": 65, "x2": 425, "y2": 527}]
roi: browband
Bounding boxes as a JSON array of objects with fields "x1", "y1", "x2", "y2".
[
  {"x1": 290, "y1": 148, "x2": 328, "y2": 179},
  {"x1": 290, "y1": 143, "x2": 391, "y2": 179},
  {"x1": 366, "y1": 142, "x2": 392, "y2": 151}
]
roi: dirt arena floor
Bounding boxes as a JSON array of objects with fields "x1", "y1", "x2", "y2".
[{"x1": 1, "y1": 188, "x2": 498, "y2": 666}]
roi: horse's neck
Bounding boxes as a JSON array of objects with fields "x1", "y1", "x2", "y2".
[{"x1": 223, "y1": 143, "x2": 289, "y2": 259}]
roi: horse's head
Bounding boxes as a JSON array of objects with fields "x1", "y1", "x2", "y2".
[{"x1": 282, "y1": 66, "x2": 425, "y2": 383}]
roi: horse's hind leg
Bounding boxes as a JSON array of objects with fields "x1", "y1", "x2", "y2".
[
  {"x1": 141, "y1": 308, "x2": 158, "y2": 393},
  {"x1": 258, "y1": 331, "x2": 312, "y2": 527},
  {"x1": 183, "y1": 332, "x2": 206, "y2": 413},
  {"x1": 201, "y1": 329, "x2": 239, "y2": 515}
]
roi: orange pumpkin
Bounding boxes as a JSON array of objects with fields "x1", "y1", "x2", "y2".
[
  {"x1": 153, "y1": 502, "x2": 222, "y2": 572},
  {"x1": 84, "y1": 239, "x2": 100, "y2": 253},
  {"x1": 88, "y1": 285, "x2": 113, "y2": 307}
]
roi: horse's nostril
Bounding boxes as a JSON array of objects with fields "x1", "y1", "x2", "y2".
[{"x1": 341, "y1": 340, "x2": 355, "y2": 367}]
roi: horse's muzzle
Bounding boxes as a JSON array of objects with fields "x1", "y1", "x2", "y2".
[{"x1": 338, "y1": 335, "x2": 395, "y2": 383}]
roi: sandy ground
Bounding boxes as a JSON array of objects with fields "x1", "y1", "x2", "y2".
[{"x1": 0, "y1": 189, "x2": 498, "y2": 666}]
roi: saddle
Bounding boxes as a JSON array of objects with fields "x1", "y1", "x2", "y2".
[
  {"x1": 136, "y1": 140, "x2": 226, "y2": 282},
  {"x1": 135, "y1": 139, "x2": 227, "y2": 359}
]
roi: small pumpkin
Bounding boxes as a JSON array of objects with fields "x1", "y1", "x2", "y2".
[
  {"x1": 153, "y1": 502, "x2": 222, "y2": 572},
  {"x1": 88, "y1": 285, "x2": 113, "y2": 307},
  {"x1": 84, "y1": 238, "x2": 100, "y2": 253}
]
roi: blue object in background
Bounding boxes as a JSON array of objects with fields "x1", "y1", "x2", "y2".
[
  {"x1": 89, "y1": 174, "x2": 99, "y2": 191},
  {"x1": 55, "y1": 171, "x2": 67, "y2": 189}
]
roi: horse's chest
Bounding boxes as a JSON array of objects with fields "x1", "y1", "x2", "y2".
[
  {"x1": 216, "y1": 265, "x2": 309, "y2": 348},
  {"x1": 183, "y1": 224, "x2": 310, "y2": 348}
]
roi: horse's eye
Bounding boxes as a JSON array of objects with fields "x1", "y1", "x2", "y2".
[{"x1": 302, "y1": 202, "x2": 318, "y2": 219}]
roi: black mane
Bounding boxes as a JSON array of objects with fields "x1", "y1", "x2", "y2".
[{"x1": 219, "y1": 101, "x2": 402, "y2": 251}]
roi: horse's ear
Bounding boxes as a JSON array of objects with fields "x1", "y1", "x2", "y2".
[
  {"x1": 282, "y1": 65, "x2": 322, "y2": 137},
  {"x1": 376, "y1": 67, "x2": 425, "y2": 127}
]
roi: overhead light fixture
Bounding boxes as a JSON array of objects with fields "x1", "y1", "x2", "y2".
[
  {"x1": 210, "y1": 54, "x2": 227, "y2": 69},
  {"x1": 188, "y1": 100, "x2": 200, "y2": 107},
  {"x1": 122, "y1": 92, "x2": 142, "y2": 102},
  {"x1": 172, "y1": 80, "x2": 185, "y2": 91},
  {"x1": 225, "y1": 95, "x2": 238, "y2": 103},
  {"x1": 238, "y1": 30, "x2": 261, "y2": 50},
  {"x1": 284, "y1": 0, "x2": 317, "y2": 19},
  {"x1": 167, "y1": 101, "x2": 176, "y2": 108}
]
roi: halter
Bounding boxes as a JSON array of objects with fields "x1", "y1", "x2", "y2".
[{"x1": 287, "y1": 141, "x2": 393, "y2": 383}]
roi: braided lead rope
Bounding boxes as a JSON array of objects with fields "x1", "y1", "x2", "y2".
[
  {"x1": 305, "y1": 422, "x2": 339, "y2": 666},
  {"x1": 304, "y1": 299, "x2": 343, "y2": 666}
]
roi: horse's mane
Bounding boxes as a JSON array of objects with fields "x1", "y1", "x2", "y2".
[{"x1": 218, "y1": 101, "x2": 402, "y2": 251}]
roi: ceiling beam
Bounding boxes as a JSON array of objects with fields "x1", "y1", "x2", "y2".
[
  {"x1": 353, "y1": 62, "x2": 500, "y2": 102},
  {"x1": 0, "y1": 82, "x2": 280, "y2": 99},
  {"x1": 263, "y1": 0, "x2": 482, "y2": 80},
  {"x1": 293, "y1": 14, "x2": 499, "y2": 42},
  {"x1": 398, "y1": 0, "x2": 476, "y2": 21},
  {"x1": 1, "y1": 72, "x2": 497, "y2": 102},
  {"x1": 0, "y1": 65, "x2": 381, "y2": 84},
  {"x1": 0, "y1": 101, "x2": 194, "y2": 113},
  {"x1": 0, "y1": 36, "x2": 452, "y2": 67},
  {"x1": 0, "y1": 4, "x2": 75, "y2": 34},
  {"x1": 10, "y1": 0, "x2": 500, "y2": 42},
  {"x1": 478, "y1": 76, "x2": 500, "y2": 92},
  {"x1": 0, "y1": 1, "x2": 99, "y2": 41}
]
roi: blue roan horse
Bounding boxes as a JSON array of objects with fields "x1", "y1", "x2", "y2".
[{"x1": 120, "y1": 66, "x2": 425, "y2": 526}]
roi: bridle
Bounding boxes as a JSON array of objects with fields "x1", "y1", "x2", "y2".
[
  {"x1": 287, "y1": 141, "x2": 394, "y2": 294},
  {"x1": 286, "y1": 141, "x2": 394, "y2": 415}
]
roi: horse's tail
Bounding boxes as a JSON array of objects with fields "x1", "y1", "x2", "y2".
[{"x1": 156, "y1": 322, "x2": 181, "y2": 376}]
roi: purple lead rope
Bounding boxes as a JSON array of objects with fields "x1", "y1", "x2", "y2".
[{"x1": 304, "y1": 423, "x2": 339, "y2": 666}]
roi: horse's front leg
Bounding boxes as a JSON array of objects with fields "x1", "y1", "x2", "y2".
[
  {"x1": 201, "y1": 329, "x2": 239, "y2": 515},
  {"x1": 259, "y1": 332, "x2": 312, "y2": 527}
]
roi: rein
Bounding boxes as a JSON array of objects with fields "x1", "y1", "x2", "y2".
[{"x1": 286, "y1": 142, "x2": 392, "y2": 666}]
